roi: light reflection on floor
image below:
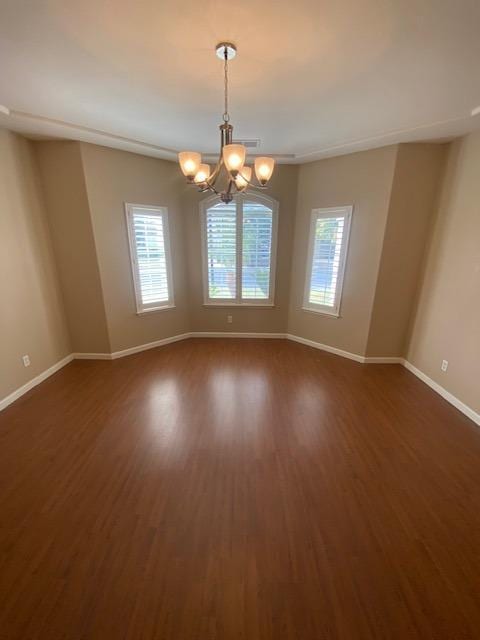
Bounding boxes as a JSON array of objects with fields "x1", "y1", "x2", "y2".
[
  {"x1": 147, "y1": 377, "x2": 184, "y2": 458},
  {"x1": 207, "y1": 368, "x2": 272, "y2": 442},
  {"x1": 144, "y1": 354, "x2": 333, "y2": 461}
]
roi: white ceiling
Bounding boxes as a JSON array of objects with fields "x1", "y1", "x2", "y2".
[{"x1": 1, "y1": 0, "x2": 480, "y2": 163}]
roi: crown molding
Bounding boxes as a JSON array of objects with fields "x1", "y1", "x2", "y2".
[{"x1": 0, "y1": 108, "x2": 475, "y2": 165}]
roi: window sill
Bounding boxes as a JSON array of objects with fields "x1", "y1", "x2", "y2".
[
  {"x1": 302, "y1": 306, "x2": 340, "y2": 318},
  {"x1": 203, "y1": 303, "x2": 275, "y2": 308},
  {"x1": 136, "y1": 304, "x2": 176, "y2": 316}
]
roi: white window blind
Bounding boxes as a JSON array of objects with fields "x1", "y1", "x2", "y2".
[
  {"x1": 206, "y1": 202, "x2": 237, "y2": 299},
  {"x1": 201, "y1": 195, "x2": 278, "y2": 305},
  {"x1": 303, "y1": 206, "x2": 352, "y2": 317},
  {"x1": 242, "y1": 202, "x2": 273, "y2": 300},
  {"x1": 125, "y1": 204, "x2": 174, "y2": 313}
]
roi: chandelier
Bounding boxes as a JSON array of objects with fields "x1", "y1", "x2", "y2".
[{"x1": 178, "y1": 42, "x2": 275, "y2": 204}]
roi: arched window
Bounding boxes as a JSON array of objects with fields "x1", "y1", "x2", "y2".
[{"x1": 200, "y1": 193, "x2": 278, "y2": 306}]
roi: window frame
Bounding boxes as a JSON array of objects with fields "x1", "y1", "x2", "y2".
[
  {"x1": 200, "y1": 193, "x2": 279, "y2": 307},
  {"x1": 125, "y1": 203, "x2": 175, "y2": 315},
  {"x1": 302, "y1": 205, "x2": 353, "y2": 318}
]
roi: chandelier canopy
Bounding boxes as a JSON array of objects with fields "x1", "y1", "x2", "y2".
[{"x1": 178, "y1": 42, "x2": 275, "y2": 204}]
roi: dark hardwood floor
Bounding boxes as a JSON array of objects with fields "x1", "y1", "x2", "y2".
[{"x1": 1, "y1": 338, "x2": 480, "y2": 639}]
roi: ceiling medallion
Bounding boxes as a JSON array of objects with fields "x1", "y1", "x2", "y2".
[{"x1": 178, "y1": 42, "x2": 275, "y2": 204}]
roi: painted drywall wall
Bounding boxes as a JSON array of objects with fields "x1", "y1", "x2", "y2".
[
  {"x1": 79, "y1": 143, "x2": 190, "y2": 352},
  {"x1": 366, "y1": 143, "x2": 448, "y2": 357},
  {"x1": 34, "y1": 141, "x2": 111, "y2": 354},
  {"x1": 5, "y1": 130, "x2": 474, "y2": 429},
  {"x1": 287, "y1": 145, "x2": 398, "y2": 356},
  {"x1": 407, "y1": 133, "x2": 480, "y2": 414},
  {"x1": 0, "y1": 130, "x2": 71, "y2": 399},
  {"x1": 183, "y1": 165, "x2": 299, "y2": 333}
]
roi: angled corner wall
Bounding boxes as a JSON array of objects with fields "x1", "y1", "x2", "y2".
[
  {"x1": 366, "y1": 143, "x2": 448, "y2": 357},
  {"x1": 34, "y1": 141, "x2": 111, "y2": 354},
  {"x1": 34, "y1": 141, "x2": 191, "y2": 356},
  {"x1": 406, "y1": 132, "x2": 480, "y2": 414},
  {"x1": 286, "y1": 142, "x2": 449, "y2": 361},
  {"x1": 287, "y1": 145, "x2": 399, "y2": 355},
  {"x1": 79, "y1": 143, "x2": 190, "y2": 353},
  {"x1": 0, "y1": 130, "x2": 71, "y2": 399}
]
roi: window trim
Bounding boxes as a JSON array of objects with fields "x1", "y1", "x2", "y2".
[
  {"x1": 199, "y1": 192, "x2": 279, "y2": 307},
  {"x1": 302, "y1": 205, "x2": 353, "y2": 318},
  {"x1": 125, "y1": 203, "x2": 175, "y2": 315}
]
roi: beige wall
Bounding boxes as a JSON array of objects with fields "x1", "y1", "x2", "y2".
[
  {"x1": 287, "y1": 145, "x2": 398, "y2": 355},
  {"x1": 2, "y1": 130, "x2": 478, "y2": 419},
  {"x1": 0, "y1": 130, "x2": 70, "y2": 399},
  {"x1": 366, "y1": 143, "x2": 447, "y2": 357},
  {"x1": 183, "y1": 165, "x2": 298, "y2": 333},
  {"x1": 80, "y1": 144, "x2": 190, "y2": 352},
  {"x1": 406, "y1": 133, "x2": 480, "y2": 413},
  {"x1": 35, "y1": 141, "x2": 111, "y2": 354}
]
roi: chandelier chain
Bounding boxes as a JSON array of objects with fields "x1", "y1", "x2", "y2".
[{"x1": 223, "y1": 47, "x2": 229, "y2": 123}]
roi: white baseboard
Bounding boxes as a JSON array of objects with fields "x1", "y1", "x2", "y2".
[
  {"x1": 286, "y1": 336, "x2": 404, "y2": 365},
  {"x1": 403, "y1": 360, "x2": 480, "y2": 426},
  {"x1": 73, "y1": 333, "x2": 193, "y2": 361},
  {"x1": 285, "y1": 334, "x2": 365, "y2": 363},
  {"x1": 3, "y1": 336, "x2": 477, "y2": 428},
  {"x1": 0, "y1": 354, "x2": 74, "y2": 412},
  {"x1": 110, "y1": 332, "x2": 192, "y2": 359},
  {"x1": 190, "y1": 332, "x2": 286, "y2": 339},
  {"x1": 72, "y1": 333, "x2": 370, "y2": 364},
  {"x1": 363, "y1": 356, "x2": 404, "y2": 364},
  {"x1": 73, "y1": 332, "x2": 286, "y2": 362},
  {"x1": 73, "y1": 352, "x2": 112, "y2": 360}
]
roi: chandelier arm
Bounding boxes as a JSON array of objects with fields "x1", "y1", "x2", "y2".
[
  {"x1": 205, "y1": 156, "x2": 223, "y2": 188},
  {"x1": 246, "y1": 183, "x2": 268, "y2": 191},
  {"x1": 234, "y1": 169, "x2": 268, "y2": 189},
  {"x1": 234, "y1": 182, "x2": 267, "y2": 193},
  {"x1": 197, "y1": 180, "x2": 220, "y2": 195},
  {"x1": 225, "y1": 176, "x2": 234, "y2": 197}
]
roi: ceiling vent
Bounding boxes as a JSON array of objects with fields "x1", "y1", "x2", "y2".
[{"x1": 233, "y1": 138, "x2": 261, "y2": 149}]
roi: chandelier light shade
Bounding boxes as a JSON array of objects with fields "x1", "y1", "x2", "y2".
[
  {"x1": 177, "y1": 42, "x2": 275, "y2": 203},
  {"x1": 254, "y1": 157, "x2": 275, "y2": 185},
  {"x1": 222, "y1": 144, "x2": 246, "y2": 174},
  {"x1": 234, "y1": 166, "x2": 252, "y2": 191},
  {"x1": 178, "y1": 151, "x2": 201, "y2": 180},
  {"x1": 194, "y1": 163, "x2": 211, "y2": 184}
]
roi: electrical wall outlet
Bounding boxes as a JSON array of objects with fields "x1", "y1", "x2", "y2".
[
  {"x1": 22, "y1": 355, "x2": 31, "y2": 367},
  {"x1": 227, "y1": 315, "x2": 233, "y2": 324},
  {"x1": 441, "y1": 360, "x2": 448, "y2": 372}
]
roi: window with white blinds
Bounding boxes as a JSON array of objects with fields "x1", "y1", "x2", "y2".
[
  {"x1": 303, "y1": 206, "x2": 352, "y2": 317},
  {"x1": 201, "y1": 194, "x2": 278, "y2": 305},
  {"x1": 206, "y1": 202, "x2": 237, "y2": 299},
  {"x1": 242, "y1": 202, "x2": 273, "y2": 300},
  {"x1": 125, "y1": 204, "x2": 174, "y2": 313}
]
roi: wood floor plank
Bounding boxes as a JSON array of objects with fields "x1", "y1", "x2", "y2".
[{"x1": 1, "y1": 338, "x2": 480, "y2": 639}]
